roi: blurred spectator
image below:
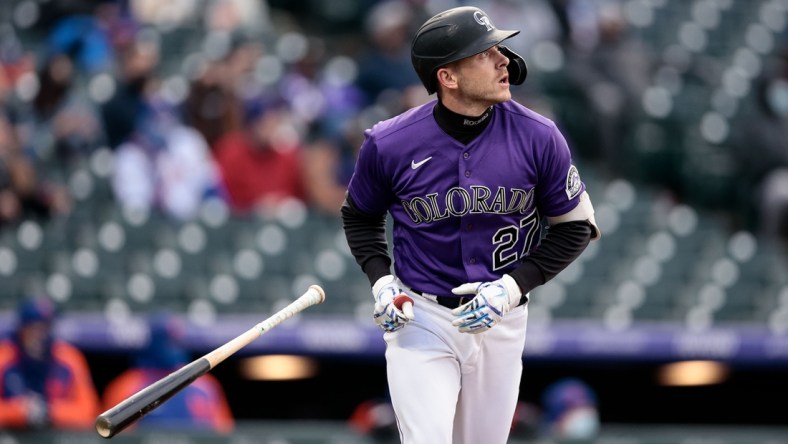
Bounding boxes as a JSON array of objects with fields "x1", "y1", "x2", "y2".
[
  {"x1": 0, "y1": 112, "x2": 72, "y2": 227},
  {"x1": 29, "y1": 0, "x2": 102, "y2": 37},
  {"x1": 212, "y1": 96, "x2": 307, "y2": 214},
  {"x1": 202, "y1": 0, "x2": 271, "y2": 35},
  {"x1": 183, "y1": 33, "x2": 262, "y2": 148},
  {"x1": 19, "y1": 53, "x2": 104, "y2": 163},
  {"x1": 732, "y1": 70, "x2": 788, "y2": 244},
  {"x1": 101, "y1": 312, "x2": 234, "y2": 433},
  {"x1": 353, "y1": 0, "x2": 424, "y2": 111},
  {"x1": 0, "y1": 296, "x2": 100, "y2": 430},
  {"x1": 348, "y1": 398, "x2": 398, "y2": 442},
  {"x1": 0, "y1": 27, "x2": 35, "y2": 106},
  {"x1": 100, "y1": 35, "x2": 160, "y2": 149},
  {"x1": 279, "y1": 36, "x2": 332, "y2": 129},
  {"x1": 474, "y1": 0, "x2": 564, "y2": 52},
  {"x1": 277, "y1": 30, "x2": 367, "y2": 136},
  {"x1": 560, "y1": 1, "x2": 655, "y2": 169},
  {"x1": 282, "y1": 35, "x2": 367, "y2": 215},
  {"x1": 46, "y1": 10, "x2": 114, "y2": 75},
  {"x1": 129, "y1": 0, "x2": 198, "y2": 30},
  {"x1": 545, "y1": 0, "x2": 574, "y2": 46},
  {"x1": 112, "y1": 97, "x2": 224, "y2": 221},
  {"x1": 510, "y1": 400, "x2": 543, "y2": 440},
  {"x1": 35, "y1": 1, "x2": 137, "y2": 79},
  {"x1": 303, "y1": 115, "x2": 363, "y2": 216},
  {"x1": 541, "y1": 378, "x2": 600, "y2": 441}
]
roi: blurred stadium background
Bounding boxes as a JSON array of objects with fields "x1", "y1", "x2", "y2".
[{"x1": 1, "y1": 0, "x2": 787, "y2": 442}]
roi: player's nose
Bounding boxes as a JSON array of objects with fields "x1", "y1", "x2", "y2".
[{"x1": 496, "y1": 48, "x2": 510, "y2": 67}]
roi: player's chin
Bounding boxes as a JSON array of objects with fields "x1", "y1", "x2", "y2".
[{"x1": 492, "y1": 87, "x2": 511, "y2": 103}]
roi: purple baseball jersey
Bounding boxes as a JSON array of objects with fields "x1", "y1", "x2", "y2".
[{"x1": 347, "y1": 99, "x2": 586, "y2": 296}]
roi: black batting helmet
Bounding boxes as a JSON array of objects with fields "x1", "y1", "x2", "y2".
[{"x1": 411, "y1": 6, "x2": 528, "y2": 94}]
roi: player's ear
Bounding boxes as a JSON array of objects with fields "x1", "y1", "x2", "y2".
[{"x1": 436, "y1": 67, "x2": 459, "y2": 91}]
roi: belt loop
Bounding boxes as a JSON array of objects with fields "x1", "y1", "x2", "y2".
[
  {"x1": 398, "y1": 279, "x2": 470, "y2": 309},
  {"x1": 396, "y1": 278, "x2": 438, "y2": 303},
  {"x1": 416, "y1": 290, "x2": 439, "y2": 304}
]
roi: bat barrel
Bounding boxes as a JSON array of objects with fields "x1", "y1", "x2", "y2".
[
  {"x1": 95, "y1": 285, "x2": 326, "y2": 438},
  {"x1": 95, "y1": 358, "x2": 211, "y2": 438}
]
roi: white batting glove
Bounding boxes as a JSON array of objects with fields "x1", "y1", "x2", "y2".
[
  {"x1": 450, "y1": 274, "x2": 522, "y2": 334},
  {"x1": 372, "y1": 275, "x2": 414, "y2": 332}
]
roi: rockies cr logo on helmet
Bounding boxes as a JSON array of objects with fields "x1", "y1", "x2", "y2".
[{"x1": 473, "y1": 11, "x2": 494, "y2": 31}]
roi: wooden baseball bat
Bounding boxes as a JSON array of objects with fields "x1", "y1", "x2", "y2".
[{"x1": 95, "y1": 285, "x2": 326, "y2": 439}]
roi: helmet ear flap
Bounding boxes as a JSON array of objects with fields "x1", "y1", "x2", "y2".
[{"x1": 500, "y1": 46, "x2": 527, "y2": 85}]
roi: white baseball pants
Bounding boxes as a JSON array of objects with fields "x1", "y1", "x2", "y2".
[{"x1": 383, "y1": 289, "x2": 528, "y2": 444}]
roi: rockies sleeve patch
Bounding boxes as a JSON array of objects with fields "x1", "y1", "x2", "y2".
[{"x1": 565, "y1": 165, "x2": 582, "y2": 200}]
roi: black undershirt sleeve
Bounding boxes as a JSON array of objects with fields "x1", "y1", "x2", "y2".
[
  {"x1": 508, "y1": 220, "x2": 594, "y2": 302},
  {"x1": 341, "y1": 194, "x2": 392, "y2": 286}
]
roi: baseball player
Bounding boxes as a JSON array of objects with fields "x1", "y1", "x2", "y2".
[{"x1": 341, "y1": 6, "x2": 600, "y2": 444}]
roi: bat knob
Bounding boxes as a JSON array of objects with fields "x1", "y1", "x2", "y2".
[
  {"x1": 393, "y1": 295, "x2": 415, "y2": 320},
  {"x1": 309, "y1": 284, "x2": 326, "y2": 304},
  {"x1": 393, "y1": 295, "x2": 412, "y2": 309}
]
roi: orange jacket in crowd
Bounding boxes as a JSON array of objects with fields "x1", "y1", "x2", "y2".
[
  {"x1": 102, "y1": 368, "x2": 234, "y2": 433},
  {"x1": 0, "y1": 339, "x2": 100, "y2": 429}
]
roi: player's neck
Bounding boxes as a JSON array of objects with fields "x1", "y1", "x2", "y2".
[
  {"x1": 440, "y1": 93, "x2": 493, "y2": 117},
  {"x1": 433, "y1": 101, "x2": 494, "y2": 145}
]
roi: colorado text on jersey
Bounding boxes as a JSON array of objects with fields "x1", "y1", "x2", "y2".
[{"x1": 401, "y1": 185, "x2": 535, "y2": 224}]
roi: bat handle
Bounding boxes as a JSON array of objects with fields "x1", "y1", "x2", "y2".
[{"x1": 394, "y1": 295, "x2": 415, "y2": 320}]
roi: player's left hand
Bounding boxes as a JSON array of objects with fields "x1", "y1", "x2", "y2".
[{"x1": 450, "y1": 274, "x2": 522, "y2": 334}]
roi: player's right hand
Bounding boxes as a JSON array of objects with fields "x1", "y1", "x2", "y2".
[{"x1": 372, "y1": 275, "x2": 414, "y2": 332}]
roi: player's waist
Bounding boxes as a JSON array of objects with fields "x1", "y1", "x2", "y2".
[
  {"x1": 407, "y1": 288, "x2": 473, "y2": 310},
  {"x1": 409, "y1": 288, "x2": 528, "y2": 310}
]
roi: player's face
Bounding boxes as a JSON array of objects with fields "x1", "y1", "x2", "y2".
[
  {"x1": 19, "y1": 321, "x2": 50, "y2": 360},
  {"x1": 451, "y1": 46, "x2": 512, "y2": 112}
]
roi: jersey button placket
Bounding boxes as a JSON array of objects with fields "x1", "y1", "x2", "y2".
[{"x1": 459, "y1": 151, "x2": 476, "y2": 271}]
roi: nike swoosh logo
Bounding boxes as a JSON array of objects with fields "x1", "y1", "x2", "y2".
[{"x1": 411, "y1": 157, "x2": 433, "y2": 169}]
